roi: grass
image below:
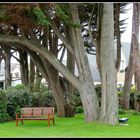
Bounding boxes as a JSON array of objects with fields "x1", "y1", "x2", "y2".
[{"x1": 0, "y1": 113, "x2": 140, "y2": 138}]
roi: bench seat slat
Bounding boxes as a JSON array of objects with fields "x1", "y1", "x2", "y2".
[{"x1": 18, "y1": 118, "x2": 50, "y2": 120}]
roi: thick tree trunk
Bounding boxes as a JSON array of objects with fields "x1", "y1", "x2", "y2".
[
  {"x1": 46, "y1": 27, "x2": 66, "y2": 117},
  {"x1": 133, "y1": 4, "x2": 140, "y2": 111},
  {"x1": 64, "y1": 50, "x2": 75, "y2": 117},
  {"x1": 46, "y1": 65, "x2": 65, "y2": 117},
  {"x1": 134, "y1": 33, "x2": 140, "y2": 92},
  {"x1": 79, "y1": 82, "x2": 99, "y2": 122},
  {"x1": 29, "y1": 26, "x2": 66, "y2": 117},
  {"x1": 122, "y1": 39, "x2": 136, "y2": 110},
  {"x1": 122, "y1": 40, "x2": 135, "y2": 110},
  {"x1": 19, "y1": 50, "x2": 28, "y2": 85},
  {"x1": 99, "y1": 3, "x2": 118, "y2": 125},
  {"x1": 63, "y1": 25, "x2": 76, "y2": 117},
  {"x1": 34, "y1": 69, "x2": 42, "y2": 91},
  {"x1": 5, "y1": 47, "x2": 11, "y2": 88},
  {"x1": 39, "y1": 41, "x2": 65, "y2": 118},
  {"x1": 69, "y1": 3, "x2": 99, "y2": 122},
  {"x1": 134, "y1": 4, "x2": 140, "y2": 91},
  {"x1": 29, "y1": 52, "x2": 65, "y2": 115},
  {"x1": 28, "y1": 50, "x2": 66, "y2": 116},
  {"x1": 122, "y1": 3, "x2": 139, "y2": 110},
  {"x1": 62, "y1": 79, "x2": 75, "y2": 117}
]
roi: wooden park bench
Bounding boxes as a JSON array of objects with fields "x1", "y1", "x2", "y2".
[{"x1": 16, "y1": 107, "x2": 55, "y2": 127}]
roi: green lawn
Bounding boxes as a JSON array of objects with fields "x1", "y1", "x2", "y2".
[{"x1": 0, "y1": 113, "x2": 140, "y2": 138}]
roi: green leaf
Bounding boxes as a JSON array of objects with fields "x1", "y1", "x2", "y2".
[
  {"x1": 33, "y1": 7, "x2": 50, "y2": 26},
  {"x1": 0, "y1": 7, "x2": 9, "y2": 20}
]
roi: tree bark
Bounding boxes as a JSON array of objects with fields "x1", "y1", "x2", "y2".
[
  {"x1": 19, "y1": 50, "x2": 28, "y2": 86},
  {"x1": 122, "y1": 3, "x2": 139, "y2": 110},
  {"x1": 95, "y1": 4, "x2": 102, "y2": 76},
  {"x1": 115, "y1": 3, "x2": 121, "y2": 73},
  {"x1": 134, "y1": 4, "x2": 140, "y2": 91},
  {"x1": 65, "y1": 51, "x2": 75, "y2": 117},
  {"x1": 44, "y1": 26, "x2": 66, "y2": 117},
  {"x1": 69, "y1": 3, "x2": 99, "y2": 122},
  {"x1": 28, "y1": 24, "x2": 70, "y2": 117},
  {"x1": 47, "y1": 68, "x2": 65, "y2": 117},
  {"x1": 41, "y1": 57, "x2": 66, "y2": 117},
  {"x1": 29, "y1": 57, "x2": 35, "y2": 92},
  {"x1": 63, "y1": 25, "x2": 76, "y2": 117},
  {"x1": 99, "y1": 3, "x2": 118, "y2": 125},
  {"x1": 133, "y1": 4, "x2": 140, "y2": 111},
  {"x1": 5, "y1": 47, "x2": 11, "y2": 88},
  {"x1": 34, "y1": 68, "x2": 42, "y2": 91}
]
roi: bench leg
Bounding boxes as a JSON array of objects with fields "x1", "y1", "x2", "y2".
[
  {"x1": 16, "y1": 114, "x2": 19, "y2": 126},
  {"x1": 16, "y1": 119, "x2": 18, "y2": 126},
  {"x1": 21, "y1": 120, "x2": 24, "y2": 125},
  {"x1": 48, "y1": 120, "x2": 50, "y2": 127},
  {"x1": 52, "y1": 118, "x2": 55, "y2": 125},
  {"x1": 48, "y1": 114, "x2": 50, "y2": 127}
]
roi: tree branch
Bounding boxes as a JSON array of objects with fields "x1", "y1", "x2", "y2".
[
  {"x1": 0, "y1": 35, "x2": 81, "y2": 89},
  {"x1": 39, "y1": 5, "x2": 74, "y2": 55}
]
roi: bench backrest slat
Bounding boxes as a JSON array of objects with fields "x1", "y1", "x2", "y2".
[
  {"x1": 32, "y1": 108, "x2": 42, "y2": 116},
  {"x1": 21, "y1": 108, "x2": 32, "y2": 117},
  {"x1": 43, "y1": 107, "x2": 54, "y2": 115},
  {"x1": 21, "y1": 107, "x2": 54, "y2": 117}
]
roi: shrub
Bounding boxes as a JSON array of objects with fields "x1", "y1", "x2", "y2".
[
  {"x1": 31, "y1": 84, "x2": 56, "y2": 107},
  {"x1": 4, "y1": 84, "x2": 56, "y2": 119},
  {"x1": 0, "y1": 89, "x2": 11, "y2": 123},
  {"x1": 118, "y1": 108, "x2": 126, "y2": 115},
  {"x1": 75, "y1": 106, "x2": 83, "y2": 114},
  {"x1": 5, "y1": 88, "x2": 33, "y2": 119},
  {"x1": 131, "y1": 110, "x2": 140, "y2": 115},
  {"x1": 15, "y1": 106, "x2": 22, "y2": 117},
  {"x1": 118, "y1": 108, "x2": 140, "y2": 116},
  {"x1": 125, "y1": 109, "x2": 140, "y2": 115},
  {"x1": 32, "y1": 90, "x2": 56, "y2": 107},
  {"x1": 95, "y1": 84, "x2": 102, "y2": 106},
  {"x1": 14, "y1": 84, "x2": 26, "y2": 90},
  {"x1": 117, "y1": 86, "x2": 136, "y2": 110},
  {"x1": 73, "y1": 90, "x2": 82, "y2": 108}
]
